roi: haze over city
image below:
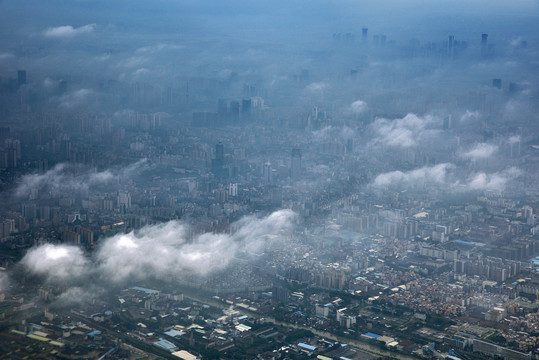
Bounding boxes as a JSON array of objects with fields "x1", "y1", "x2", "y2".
[{"x1": 0, "y1": 1, "x2": 538, "y2": 359}]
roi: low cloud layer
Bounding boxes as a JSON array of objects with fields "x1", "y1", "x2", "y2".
[
  {"x1": 460, "y1": 110, "x2": 482, "y2": 123},
  {"x1": 372, "y1": 164, "x2": 521, "y2": 192},
  {"x1": 373, "y1": 163, "x2": 453, "y2": 188},
  {"x1": 20, "y1": 244, "x2": 89, "y2": 282},
  {"x1": 20, "y1": 210, "x2": 297, "y2": 287},
  {"x1": 464, "y1": 167, "x2": 522, "y2": 192},
  {"x1": 348, "y1": 100, "x2": 368, "y2": 115},
  {"x1": 15, "y1": 159, "x2": 148, "y2": 198},
  {"x1": 370, "y1": 113, "x2": 439, "y2": 148},
  {"x1": 43, "y1": 24, "x2": 96, "y2": 38},
  {"x1": 459, "y1": 143, "x2": 498, "y2": 160},
  {"x1": 58, "y1": 88, "x2": 94, "y2": 108}
]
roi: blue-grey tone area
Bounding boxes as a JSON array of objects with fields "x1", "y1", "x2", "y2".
[{"x1": 0, "y1": 1, "x2": 538, "y2": 359}]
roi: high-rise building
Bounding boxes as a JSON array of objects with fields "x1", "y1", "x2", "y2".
[
  {"x1": 362, "y1": 28, "x2": 368, "y2": 42},
  {"x1": 212, "y1": 142, "x2": 226, "y2": 177},
  {"x1": 17, "y1": 70, "x2": 26, "y2": 87},
  {"x1": 63, "y1": 229, "x2": 81, "y2": 245},
  {"x1": 117, "y1": 191, "x2": 131, "y2": 212},
  {"x1": 216, "y1": 142, "x2": 224, "y2": 163},
  {"x1": 481, "y1": 33, "x2": 488, "y2": 57},
  {"x1": 263, "y1": 162, "x2": 272, "y2": 184},
  {"x1": 291, "y1": 148, "x2": 302, "y2": 179},
  {"x1": 229, "y1": 101, "x2": 240, "y2": 121},
  {"x1": 448, "y1": 35, "x2": 455, "y2": 57},
  {"x1": 217, "y1": 99, "x2": 228, "y2": 115}
]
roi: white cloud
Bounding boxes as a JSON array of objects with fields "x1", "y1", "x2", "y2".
[
  {"x1": 59, "y1": 88, "x2": 94, "y2": 108},
  {"x1": 349, "y1": 100, "x2": 368, "y2": 114},
  {"x1": 135, "y1": 43, "x2": 183, "y2": 54},
  {"x1": 0, "y1": 52, "x2": 15, "y2": 61},
  {"x1": 373, "y1": 163, "x2": 454, "y2": 188},
  {"x1": 370, "y1": 113, "x2": 439, "y2": 148},
  {"x1": 121, "y1": 56, "x2": 148, "y2": 69},
  {"x1": 372, "y1": 164, "x2": 521, "y2": 193},
  {"x1": 460, "y1": 110, "x2": 481, "y2": 123},
  {"x1": 97, "y1": 209, "x2": 295, "y2": 282},
  {"x1": 43, "y1": 24, "x2": 96, "y2": 38},
  {"x1": 312, "y1": 126, "x2": 333, "y2": 142},
  {"x1": 464, "y1": 167, "x2": 522, "y2": 192},
  {"x1": 312, "y1": 126, "x2": 356, "y2": 143},
  {"x1": 43, "y1": 77, "x2": 58, "y2": 90},
  {"x1": 20, "y1": 210, "x2": 297, "y2": 286},
  {"x1": 15, "y1": 160, "x2": 148, "y2": 198},
  {"x1": 133, "y1": 68, "x2": 150, "y2": 77},
  {"x1": 305, "y1": 82, "x2": 328, "y2": 94},
  {"x1": 507, "y1": 135, "x2": 520, "y2": 144},
  {"x1": 21, "y1": 244, "x2": 89, "y2": 281},
  {"x1": 459, "y1": 143, "x2": 498, "y2": 160}
]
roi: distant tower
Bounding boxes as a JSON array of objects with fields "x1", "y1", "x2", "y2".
[
  {"x1": 362, "y1": 28, "x2": 368, "y2": 43},
  {"x1": 290, "y1": 148, "x2": 302, "y2": 179},
  {"x1": 215, "y1": 142, "x2": 224, "y2": 163},
  {"x1": 263, "y1": 162, "x2": 272, "y2": 184},
  {"x1": 492, "y1": 78, "x2": 502, "y2": 89},
  {"x1": 212, "y1": 142, "x2": 225, "y2": 177},
  {"x1": 481, "y1": 33, "x2": 488, "y2": 57},
  {"x1": 448, "y1": 35, "x2": 454, "y2": 58},
  {"x1": 17, "y1": 70, "x2": 26, "y2": 87},
  {"x1": 241, "y1": 98, "x2": 252, "y2": 120},
  {"x1": 229, "y1": 101, "x2": 240, "y2": 121}
]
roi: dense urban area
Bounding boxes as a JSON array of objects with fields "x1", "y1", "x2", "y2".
[{"x1": 0, "y1": 1, "x2": 538, "y2": 359}]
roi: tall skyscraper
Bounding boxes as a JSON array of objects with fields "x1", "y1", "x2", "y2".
[
  {"x1": 362, "y1": 28, "x2": 368, "y2": 43},
  {"x1": 212, "y1": 142, "x2": 226, "y2": 178},
  {"x1": 291, "y1": 148, "x2": 302, "y2": 179},
  {"x1": 481, "y1": 33, "x2": 488, "y2": 45},
  {"x1": 481, "y1": 33, "x2": 488, "y2": 57},
  {"x1": 448, "y1": 35, "x2": 454, "y2": 58},
  {"x1": 17, "y1": 70, "x2": 26, "y2": 87},
  {"x1": 215, "y1": 142, "x2": 224, "y2": 163},
  {"x1": 263, "y1": 162, "x2": 272, "y2": 184}
]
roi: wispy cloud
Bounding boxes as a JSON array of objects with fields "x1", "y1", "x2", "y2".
[
  {"x1": 135, "y1": 43, "x2": 183, "y2": 54},
  {"x1": 15, "y1": 160, "x2": 148, "y2": 198},
  {"x1": 372, "y1": 163, "x2": 454, "y2": 188},
  {"x1": 43, "y1": 24, "x2": 96, "y2": 38},
  {"x1": 459, "y1": 143, "x2": 498, "y2": 160},
  {"x1": 460, "y1": 110, "x2": 482, "y2": 123},
  {"x1": 0, "y1": 52, "x2": 15, "y2": 61},
  {"x1": 305, "y1": 81, "x2": 329, "y2": 94},
  {"x1": 346, "y1": 100, "x2": 368, "y2": 115},
  {"x1": 59, "y1": 88, "x2": 94, "y2": 108},
  {"x1": 464, "y1": 167, "x2": 522, "y2": 192},
  {"x1": 372, "y1": 164, "x2": 522, "y2": 193}
]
